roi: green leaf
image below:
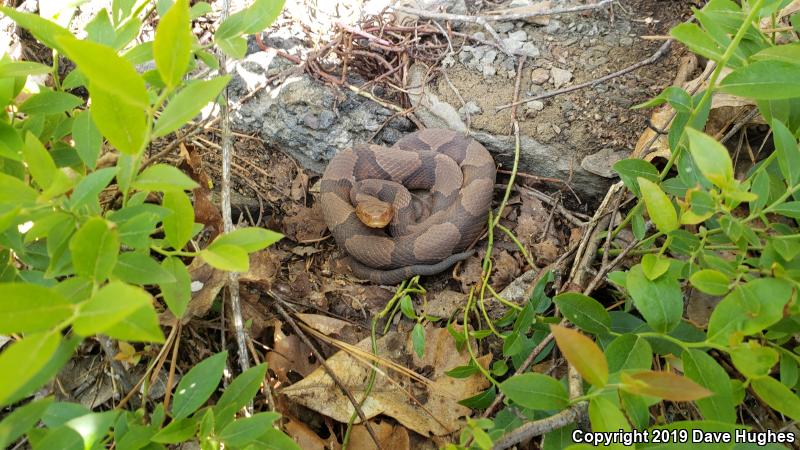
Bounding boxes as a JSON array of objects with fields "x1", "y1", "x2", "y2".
[
  {"x1": 69, "y1": 217, "x2": 119, "y2": 283},
  {"x1": 625, "y1": 265, "x2": 683, "y2": 333},
  {"x1": 772, "y1": 201, "x2": 800, "y2": 219},
  {"x1": 112, "y1": 252, "x2": 175, "y2": 284},
  {"x1": 751, "y1": 376, "x2": 800, "y2": 421},
  {"x1": 64, "y1": 411, "x2": 119, "y2": 450},
  {"x1": 685, "y1": 128, "x2": 734, "y2": 188},
  {"x1": 707, "y1": 277, "x2": 793, "y2": 346},
  {"x1": 588, "y1": 396, "x2": 631, "y2": 433},
  {"x1": 613, "y1": 159, "x2": 659, "y2": 198},
  {"x1": 412, "y1": 323, "x2": 425, "y2": 358},
  {"x1": 151, "y1": 417, "x2": 197, "y2": 444},
  {"x1": 553, "y1": 292, "x2": 610, "y2": 334},
  {"x1": 154, "y1": 0, "x2": 192, "y2": 87},
  {"x1": 682, "y1": 349, "x2": 736, "y2": 423},
  {"x1": 0, "y1": 121, "x2": 24, "y2": 161},
  {"x1": 633, "y1": 86, "x2": 692, "y2": 113},
  {"x1": 399, "y1": 295, "x2": 417, "y2": 320},
  {"x1": 68, "y1": 167, "x2": 117, "y2": 212},
  {"x1": 0, "y1": 332, "x2": 60, "y2": 406},
  {"x1": 446, "y1": 364, "x2": 479, "y2": 378},
  {"x1": 670, "y1": 23, "x2": 724, "y2": 61},
  {"x1": 190, "y1": 2, "x2": 212, "y2": 19},
  {"x1": 22, "y1": 132, "x2": 58, "y2": 189},
  {"x1": 730, "y1": 342, "x2": 779, "y2": 379},
  {"x1": 163, "y1": 190, "x2": 195, "y2": 250},
  {"x1": 550, "y1": 324, "x2": 608, "y2": 387},
  {"x1": 499, "y1": 373, "x2": 568, "y2": 410},
  {"x1": 458, "y1": 386, "x2": 496, "y2": 409},
  {"x1": 0, "y1": 60, "x2": 51, "y2": 78},
  {"x1": 752, "y1": 42, "x2": 800, "y2": 64},
  {"x1": 153, "y1": 76, "x2": 231, "y2": 137},
  {"x1": 250, "y1": 429, "x2": 301, "y2": 450},
  {"x1": 215, "y1": 363, "x2": 268, "y2": 426},
  {"x1": 3, "y1": 336, "x2": 80, "y2": 407},
  {"x1": 72, "y1": 111, "x2": 103, "y2": 169},
  {"x1": 0, "y1": 283, "x2": 73, "y2": 334},
  {"x1": 207, "y1": 227, "x2": 284, "y2": 253},
  {"x1": 638, "y1": 178, "x2": 678, "y2": 233},
  {"x1": 56, "y1": 35, "x2": 149, "y2": 109},
  {"x1": 72, "y1": 281, "x2": 153, "y2": 336},
  {"x1": 620, "y1": 371, "x2": 712, "y2": 401},
  {"x1": 0, "y1": 397, "x2": 53, "y2": 448},
  {"x1": 641, "y1": 254, "x2": 670, "y2": 280},
  {"x1": 132, "y1": 164, "x2": 199, "y2": 192},
  {"x1": 0, "y1": 8, "x2": 72, "y2": 54},
  {"x1": 172, "y1": 351, "x2": 227, "y2": 419},
  {"x1": 720, "y1": 60, "x2": 800, "y2": 100},
  {"x1": 88, "y1": 84, "x2": 147, "y2": 155},
  {"x1": 85, "y1": 9, "x2": 115, "y2": 46},
  {"x1": 103, "y1": 303, "x2": 165, "y2": 342},
  {"x1": 772, "y1": 119, "x2": 800, "y2": 186},
  {"x1": 605, "y1": 334, "x2": 652, "y2": 373},
  {"x1": 689, "y1": 269, "x2": 730, "y2": 296},
  {"x1": 218, "y1": 412, "x2": 280, "y2": 447},
  {"x1": 214, "y1": 0, "x2": 284, "y2": 57},
  {"x1": 160, "y1": 256, "x2": 191, "y2": 318},
  {"x1": 19, "y1": 91, "x2": 82, "y2": 115},
  {"x1": 201, "y1": 245, "x2": 248, "y2": 271}
]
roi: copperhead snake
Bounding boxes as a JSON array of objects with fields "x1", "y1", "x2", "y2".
[{"x1": 320, "y1": 129, "x2": 496, "y2": 284}]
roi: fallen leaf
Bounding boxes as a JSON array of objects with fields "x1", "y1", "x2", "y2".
[
  {"x1": 350, "y1": 420, "x2": 411, "y2": 450},
  {"x1": 283, "y1": 204, "x2": 328, "y2": 242},
  {"x1": 284, "y1": 417, "x2": 332, "y2": 450},
  {"x1": 265, "y1": 320, "x2": 318, "y2": 383},
  {"x1": 281, "y1": 325, "x2": 490, "y2": 436}
]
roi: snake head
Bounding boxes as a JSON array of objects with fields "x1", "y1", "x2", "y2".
[{"x1": 355, "y1": 197, "x2": 394, "y2": 228}]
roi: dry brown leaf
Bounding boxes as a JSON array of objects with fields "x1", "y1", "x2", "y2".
[
  {"x1": 281, "y1": 325, "x2": 490, "y2": 436},
  {"x1": 265, "y1": 320, "x2": 319, "y2": 383},
  {"x1": 350, "y1": 420, "x2": 411, "y2": 450},
  {"x1": 296, "y1": 313, "x2": 351, "y2": 336},
  {"x1": 240, "y1": 250, "x2": 280, "y2": 288},
  {"x1": 489, "y1": 250, "x2": 520, "y2": 289},
  {"x1": 284, "y1": 418, "x2": 332, "y2": 450},
  {"x1": 283, "y1": 204, "x2": 328, "y2": 242},
  {"x1": 291, "y1": 171, "x2": 309, "y2": 202},
  {"x1": 159, "y1": 259, "x2": 226, "y2": 324}
]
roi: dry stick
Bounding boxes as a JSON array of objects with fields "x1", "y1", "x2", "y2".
[
  {"x1": 271, "y1": 300, "x2": 384, "y2": 450},
  {"x1": 219, "y1": 0, "x2": 251, "y2": 392},
  {"x1": 497, "y1": 39, "x2": 673, "y2": 111},
  {"x1": 392, "y1": 0, "x2": 612, "y2": 23}
]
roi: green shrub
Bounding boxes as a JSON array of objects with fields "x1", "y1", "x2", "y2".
[{"x1": 0, "y1": 1, "x2": 294, "y2": 448}]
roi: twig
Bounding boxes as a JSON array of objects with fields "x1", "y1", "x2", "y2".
[
  {"x1": 497, "y1": 39, "x2": 673, "y2": 111},
  {"x1": 271, "y1": 300, "x2": 384, "y2": 450},
  {"x1": 493, "y1": 364, "x2": 583, "y2": 449},
  {"x1": 219, "y1": 0, "x2": 251, "y2": 397},
  {"x1": 392, "y1": 1, "x2": 612, "y2": 23},
  {"x1": 498, "y1": 169, "x2": 581, "y2": 203}
]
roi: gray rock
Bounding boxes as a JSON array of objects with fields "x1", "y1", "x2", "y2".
[
  {"x1": 496, "y1": 22, "x2": 514, "y2": 33},
  {"x1": 530, "y1": 67, "x2": 549, "y2": 85},
  {"x1": 458, "y1": 101, "x2": 482, "y2": 117},
  {"x1": 228, "y1": 54, "x2": 412, "y2": 174},
  {"x1": 551, "y1": 67, "x2": 573, "y2": 88},
  {"x1": 580, "y1": 148, "x2": 628, "y2": 178},
  {"x1": 524, "y1": 100, "x2": 544, "y2": 113},
  {"x1": 521, "y1": 42, "x2": 540, "y2": 58}
]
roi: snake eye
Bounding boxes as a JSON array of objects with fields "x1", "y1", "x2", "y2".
[{"x1": 355, "y1": 198, "x2": 394, "y2": 228}]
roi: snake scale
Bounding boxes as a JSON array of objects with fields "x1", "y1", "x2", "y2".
[{"x1": 320, "y1": 129, "x2": 497, "y2": 284}]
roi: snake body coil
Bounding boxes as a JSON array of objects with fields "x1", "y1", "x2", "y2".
[{"x1": 320, "y1": 129, "x2": 496, "y2": 284}]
